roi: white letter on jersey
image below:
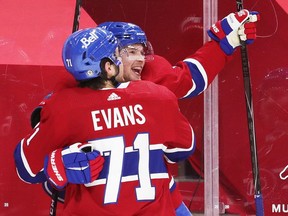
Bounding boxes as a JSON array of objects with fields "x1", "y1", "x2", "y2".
[
  {"x1": 114, "y1": 108, "x2": 125, "y2": 128},
  {"x1": 101, "y1": 109, "x2": 112, "y2": 129},
  {"x1": 91, "y1": 110, "x2": 103, "y2": 131},
  {"x1": 134, "y1": 104, "x2": 146, "y2": 124}
]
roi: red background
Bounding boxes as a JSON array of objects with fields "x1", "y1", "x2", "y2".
[{"x1": 1, "y1": 0, "x2": 287, "y2": 215}]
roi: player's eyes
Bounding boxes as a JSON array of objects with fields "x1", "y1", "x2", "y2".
[{"x1": 128, "y1": 50, "x2": 137, "y2": 55}]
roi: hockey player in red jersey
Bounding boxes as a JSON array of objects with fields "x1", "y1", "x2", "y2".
[
  {"x1": 29, "y1": 9, "x2": 259, "y2": 215},
  {"x1": 14, "y1": 27, "x2": 195, "y2": 215}
]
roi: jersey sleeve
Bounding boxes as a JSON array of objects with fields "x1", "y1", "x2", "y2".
[
  {"x1": 14, "y1": 96, "x2": 70, "y2": 184},
  {"x1": 154, "y1": 86, "x2": 196, "y2": 162},
  {"x1": 14, "y1": 141, "x2": 47, "y2": 183},
  {"x1": 142, "y1": 41, "x2": 231, "y2": 99},
  {"x1": 141, "y1": 55, "x2": 193, "y2": 99},
  {"x1": 180, "y1": 40, "x2": 232, "y2": 98}
]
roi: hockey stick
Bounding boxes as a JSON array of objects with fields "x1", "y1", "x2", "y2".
[
  {"x1": 49, "y1": 1, "x2": 82, "y2": 215},
  {"x1": 72, "y1": 0, "x2": 82, "y2": 33},
  {"x1": 49, "y1": 189, "x2": 59, "y2": 216},
  {"x1": 236, "y1": 1, "x2": 264, "y2": 215}
]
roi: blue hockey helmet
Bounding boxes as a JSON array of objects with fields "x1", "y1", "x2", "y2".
[
  {"x1": 98, "y1": 22, "x2": 154, "y2": 60},
  {"x1": 62, "y1": 27, "x2": 121, "y2": 81},
  {"x1": 98, "y1": 22, "x2": 147, "y2": 47}
]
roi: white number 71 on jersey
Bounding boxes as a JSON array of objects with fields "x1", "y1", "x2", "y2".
[{"x1": 85, "y1": 133, "x2": 159, "y2": 204}]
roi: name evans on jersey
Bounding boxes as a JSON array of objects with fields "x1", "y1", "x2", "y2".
[{"x1": 91, "y1": 104, "x2": 146, "y2": 131}]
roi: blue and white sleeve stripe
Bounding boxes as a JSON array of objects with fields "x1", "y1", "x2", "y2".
[
  {"x1": 182, "y1": 58, "x2": 208, "y2": 98},
  {"x1": 14, "y1": 140, "x2": 46, "y2": 183},
  {"x1": 164, "y1": 126, "x2": 196, "y2": 163}
]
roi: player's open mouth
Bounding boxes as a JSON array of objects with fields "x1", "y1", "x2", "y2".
[{"x1": 132, "y1": 66, "x2": 143, "y2": 76}]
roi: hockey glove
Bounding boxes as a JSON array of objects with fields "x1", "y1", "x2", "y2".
[
  {"x1": 44, "y1": 142, "x2": 104, "y2": 190},
  {"x1": 207, "y1": 9, "x2": 260, "y2": 55}
]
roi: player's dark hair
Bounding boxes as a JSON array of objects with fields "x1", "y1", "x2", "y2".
[{"x1": 78, "y1": 58, "x2": 114, "y2": 90}]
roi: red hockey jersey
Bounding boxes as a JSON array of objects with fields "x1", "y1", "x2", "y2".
[{"x1": 17, "y1": 80, "x2": 195, "y2": 215}]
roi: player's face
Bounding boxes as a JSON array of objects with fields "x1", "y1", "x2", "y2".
[{"x1": 115, "y1": 44, "x2": 146, "y2": 82}]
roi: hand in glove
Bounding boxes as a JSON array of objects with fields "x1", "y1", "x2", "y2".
[
  {"x1": 44, "y1": 142, "x2": 104, "y2": 190},
  {"x1": 207, "y1": 9, "x2": 260, "y2": 55}
]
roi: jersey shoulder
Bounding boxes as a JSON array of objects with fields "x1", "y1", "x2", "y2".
[
  {"x1": 129, "y1": 80, "x2": 176, "y2": 98},
  {"x1": 39, "y1": 87, "x2": 82, "y2": 115},
  {"x1": 141, "y1": 55, "x2": 173, "y2": 81}
]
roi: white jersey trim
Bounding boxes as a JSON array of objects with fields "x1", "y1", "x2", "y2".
[{"x1": 182, "y1": 58, "x2": 208, "y2": 98}]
